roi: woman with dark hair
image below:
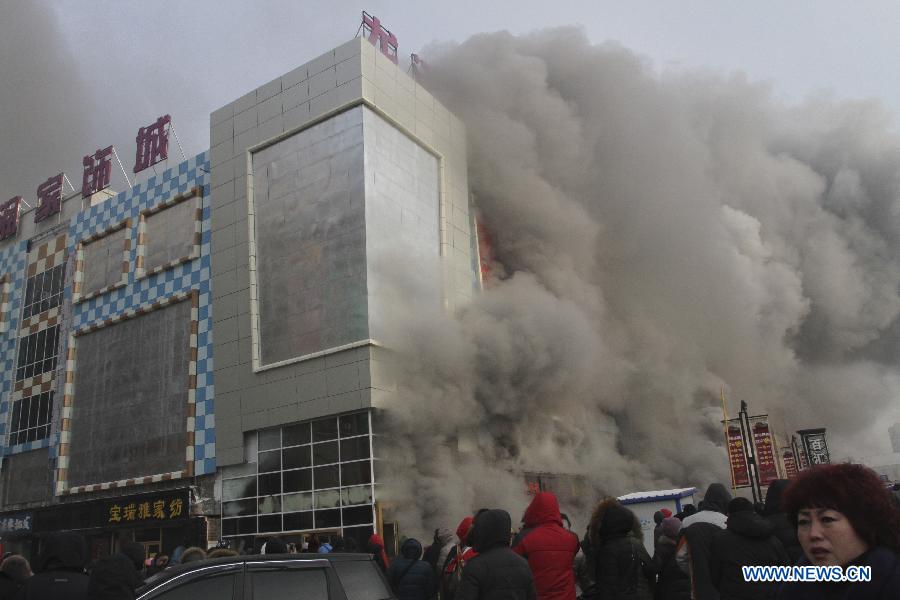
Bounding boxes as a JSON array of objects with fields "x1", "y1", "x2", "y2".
[
  {"x1": 589, "y1": 498, "x2": 656, "y2": 600},
  {"x1": 778, "y1": 463, "x2": 900, "y2": 599}
]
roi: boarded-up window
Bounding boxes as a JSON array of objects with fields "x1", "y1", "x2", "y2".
[
  {"x1": 143, "y1": 198, "x2": 198, "y2": 273},
  {"x1": 66, "y1": 300, "x2": 191, "y2": 487},
  {"x1": 2, "y1": 449, "x2": 50, "y2": 505},
  {"x1": 80, "y1": 227, "x2": 127, "y2": 297},
  {"x1": 251, "y1": 107, "x2": 368, "y2": 365}
]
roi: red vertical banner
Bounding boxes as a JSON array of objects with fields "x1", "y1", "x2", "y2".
[
  {"x1": 726, "y1": 420, "x2": 751, "y2": 488},
  {"x1": 750, "y1": 416, "x2": 779, "y2": 486},
  {"x1": 782, "y1": 448, "x2": 799, "y2": 479}
]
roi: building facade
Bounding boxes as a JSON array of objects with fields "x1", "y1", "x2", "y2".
[{"x1": 0, "y1": 36, "x2": 473, "y2": 557}]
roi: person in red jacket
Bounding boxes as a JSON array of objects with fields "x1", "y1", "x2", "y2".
[{"x1": 512, "y1": 492, "x2": 580, "y2": 600}]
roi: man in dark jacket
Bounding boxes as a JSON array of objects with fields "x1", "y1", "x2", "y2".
[
  {"x1": 0, "y1": 554, "x2": 31, "y2": 599},
  {"x1": 512, "y1": 492, "x2": 580, "y2": 600},
  {"x1": 709, "y1": 498, "x2": 789, "y2": 600},
  {"x1": 456, "y1": 509, "x2": 537, "y2": 600},
  {"x1": 593, "y1": 501, "x2": 656, "y2": 600},
  {"x1": 676, "y1": 483, "x2": 731, "y2": 600},
  {"x1": 19, "y1": 532, "x2": 90, "y2": 600},
  {"x1": 87, "y1": 541, "x2": 146, "y2": 600},
  {"x1": 760, "y1": 480, "x2": 801, "y2": 564},
  {"x1": 653, "y1": 518, "x2": 689, "y2": 600},
  {"x1": 388, "y1": 538, "x2": 436, "y2": 600}
]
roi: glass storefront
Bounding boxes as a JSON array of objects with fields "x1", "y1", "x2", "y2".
[{"x1": 221, "y1": 410, "x2": 375, "y2": 539}]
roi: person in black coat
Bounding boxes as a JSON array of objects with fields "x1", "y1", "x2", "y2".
[
  {"x1": 87, "y1": 541, "x2": 146, "y2": 600},
  {"x1": 387, "y1": 538, "x2": 436, "y2": 600},
  {"x1": 456, "y1": 509, "x2": 537, "y2": 600},
  {"x1": 653, "y1": 518, "x2": 690, "y2": 600},
  {"x1": 592, "y1": 501, "x2": 656, "y2": 600},
  {"x1": 709, "y1": 498, "x2": 789, "y2": 600},
  {"x1": 0, "y1": 554, "x2": 31, "y2": 599},
  {"x1": 761, "y1": 480, "x2": 802, "y2": 564},
  {"x1": 19, "y1": 532, "x2": 90, "y2": 600}
]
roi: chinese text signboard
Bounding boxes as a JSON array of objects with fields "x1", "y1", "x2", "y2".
[
  {"x1": 0, "y1": 512, "x2": 32, "y2": 535},
  {"x1": 726, "y1": 420, "x2": 751, "y2": 488},
  {"x1": 0, "y1": 198, "x2": 21, "y2": 241},
  {"x1": 35, "y1": 173, "x2": 63, "y2": 223},
  {"x1": 83, "y1": 146, "x2": 114, "y2": 197},
  {"x1": 362, "y1": 12, "x2": 398, "y2": 64},
  {"x1": 782, "y1": 448, "x2": 799, "y2": 479},
  {"x1": 134, "y1": 115, "x2": 171, "y2": 173},
  {"x1": 750, "y1": 416, "x2": 779, "y2": 486},
  {"x1": 106, "y1": 491, "x2": 187, "y2": 525},
  {"x1": 799, "y1": 428, "x2": 831, "y2": 466}
]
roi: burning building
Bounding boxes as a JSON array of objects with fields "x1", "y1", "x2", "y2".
[{"x1": 0, "y1": 35, "x2": 477, "y2": 556}]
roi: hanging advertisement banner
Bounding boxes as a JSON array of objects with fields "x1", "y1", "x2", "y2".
[
  {"x1": 798, "y1": 428, "x2": 831, "y2": 466},
  {"x1": 726, "y1": 419, "x2": 751, "y2": 488},
  {"x1": 749, "y1": 415, "x2": 779, "y2": 486},
  {"x1": 782, "y1": 447, "x2": 799, "y2": 479}
]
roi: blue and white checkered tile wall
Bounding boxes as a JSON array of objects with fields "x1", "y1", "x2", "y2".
[
  {"x1": 67, "y1": 152, "x2": 217, "y2": 476},
  {"x1": 0, "y1": 241, "x2": 28, "y2": 449},
  {"x1": 0, "y1": 153, "x2": 218, "y2": 476},
  {"x1": 63, "y1": 152, "x2": 216, "y2": 476}
]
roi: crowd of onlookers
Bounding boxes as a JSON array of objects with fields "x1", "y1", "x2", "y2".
[
  {"x1": 375, "y1": 463, "x2": 900, "y2": 600},
  {"x1": 0, "y1": 463, "x2": 897, "y2": 599}
]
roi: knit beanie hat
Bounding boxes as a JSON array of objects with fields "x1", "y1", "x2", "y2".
[{"x1": 661, "y1": 517, "x2": 682, "y2": 538}]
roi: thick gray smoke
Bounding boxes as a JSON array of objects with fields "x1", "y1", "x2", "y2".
[{"x1": 375, "y1": 28, "x2": 900, "y2": 535}]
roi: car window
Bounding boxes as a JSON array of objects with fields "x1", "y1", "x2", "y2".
[
  {"x1": 252, "y1": 568, "x2": 327, "y2": 599},
  {"x1": 333, "y1": 560, "x2": 392, "y2": 600},
  {"x1": 151, "y1": 573, "x2": 236, "y2": 599}
]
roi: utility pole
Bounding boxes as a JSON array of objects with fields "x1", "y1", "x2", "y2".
[{"x1": 738, "y1": 400, "x2": 763, "y2": 504}]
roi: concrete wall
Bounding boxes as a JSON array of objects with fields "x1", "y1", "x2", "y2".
[{"x1": 209, "y1": 37, "x2": 469, "y2": 467}]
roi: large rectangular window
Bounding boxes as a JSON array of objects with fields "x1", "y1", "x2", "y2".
[
  {"x1": 16, "y1": 325, "x2": 59, "y2": 381},
  {"x1": 141, "y1": 194, "x2": 199, "y2": 275},
  {"x1": 22, "y1": 264, "x2": 64, "y2": 319},
  {"x1": 251, "y1": 108, "x2": 368, "y2": 366},
  {"x1": 221, "y1": 411, "x2": 375, "y2": 537},
  {"x1": 9, "y1": 391, "x2": 52, "y2": 445},
  {"x1": 66, "y1": 300, "x2": 191, "y2": 487},
  {"x1": 79, "y1": 226, "x2": 127, "y2": 299}
]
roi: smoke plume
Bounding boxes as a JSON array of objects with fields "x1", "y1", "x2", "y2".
[{"x1": 376, "y1": 28, "x2": 900, "y2": 535}]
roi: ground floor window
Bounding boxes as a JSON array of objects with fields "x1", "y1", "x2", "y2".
[{"x1": 221, "y1": 410, "x2": 376, "y2": 539}]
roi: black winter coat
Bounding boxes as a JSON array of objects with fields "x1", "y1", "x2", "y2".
[
  {"x1": 457, "y1": 509, "x2": 537, "y2": 600},
  {"x1": 595, "y1": 535, "x2": 655, "y2": 600},
  {"x1": 680, "y1": 519, "x2": 724, "y2": 600},
  {"x1": 388, "y1": 538, "x2": 436, "y2": 600},
  {"x1": 776, "y1": 546, "x2": 900, "y2": 600},
  {"x1": 19, "y1": 532, "x2": 90, "y2": 600},
  {"x1": 653, "y1": 536, "x2": 690, "y2": 600},
  {"x1": 86, "y1": 553, "x2": 143, "y2": 600},
  {"x1": 0, "y1": 572, "x2": 20, "y2": 600},
  {"x1": 762, "y1": 481, "x2": 802, "y2": 564},
  {"x1": 709, "y1": 511, "x2": 789, "y2": 600},
  {"x1": 764, "y1": 513, "x2": 802, "y2": 565}
]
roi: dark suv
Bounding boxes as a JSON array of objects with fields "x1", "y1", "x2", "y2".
[{"x1": 136, "y1": 553, "x2": 395, "y2": 600}]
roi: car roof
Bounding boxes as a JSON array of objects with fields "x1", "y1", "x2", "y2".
[{"x1": 138, "y1": 552, "x2": 375, "y2": 594}]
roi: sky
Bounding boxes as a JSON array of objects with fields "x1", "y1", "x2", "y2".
[
  {"x1": 3, "y1": 1, "x2": 900, "y2": 201},
  {"x1": 4, "y1": 2, "x2": 900, "y2": 506}
]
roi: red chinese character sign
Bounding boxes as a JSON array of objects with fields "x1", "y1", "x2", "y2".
[
  {"x1": 134, "y1": 115, "x2": 171, "y2": 173},
  {"x1": 35, "y1": 173, "x2": 63, "y2": 223},
  {"x1": 83, "y1": 146, "x2": 113, "y2": 197},
  {"x1": 726, "y1": 420, "x2": 751, "y2": 488},
  {"x1": 782, "y1": 448, "x2": 799, "y2": 479},
  {"x1": 0, "y1": 197, "x2": 22, "y2": 241},
  {"x1": 362, "y1": 12, "x2": 398, "y2": 64},
  {"x1": 749, "y1": 416, "x2": 779, "y2": 486}
]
